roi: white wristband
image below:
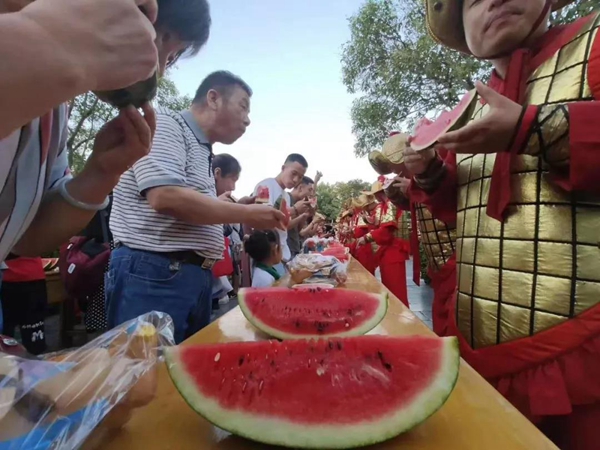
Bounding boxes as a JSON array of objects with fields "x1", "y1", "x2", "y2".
[{"x1": 58, "y1": 179, "x2": 110, "y2": 211}]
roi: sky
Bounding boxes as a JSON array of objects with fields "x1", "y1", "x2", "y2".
[{"x1": 168, "y1": 0, "x2": 372, "y2": 196}]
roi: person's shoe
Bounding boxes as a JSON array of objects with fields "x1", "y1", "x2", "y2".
[{"x1": 218, "y1": 295, "x2": 230, "y2": 306}]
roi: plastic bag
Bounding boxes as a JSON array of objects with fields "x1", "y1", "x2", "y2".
[
  {"x1": 287, "y1": 254, "x2": 348, "y2": 286},
  {"x1": 0, "y1": 312, "x2": 175, "y2": 450}
]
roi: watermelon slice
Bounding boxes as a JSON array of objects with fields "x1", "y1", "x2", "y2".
[
  {"x1": 165, "y1": 335, "x2": 460, "y2": 449},
  {"x1": 42, "y1": 258, "x2": 59, "y2": 271},
  {"x1": 410, "y1": 89, "x2": 478, "y2": 152},
  {"x1": 238, "y1": 287, "x2": 387, "y2": 339},
  {"x1": 279, "y1": 197, "x2": 290, "y2": 226},
  {"x1": 256, "y1": 186, "x2": 270, "y2": 204}
]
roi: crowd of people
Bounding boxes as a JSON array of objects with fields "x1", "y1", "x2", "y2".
[{"x1": 1, "y1": 0, "x2": 600, "y2": 448}]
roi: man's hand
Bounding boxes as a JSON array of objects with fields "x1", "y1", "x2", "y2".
[
  {"x1": 243, "y1": 205, "x2": 286, "y2": 231},
  {"x1": 84, "y1": 104, "x2": 155, "y2": 186},
  {"x1": 356, "y1": 237, "x2": 366, "y2": 247},
  {"x1": 314, "y1": 171, "x2": 323, "y2": 185},
  {"x1": 437, "y1": 81, "x2": 522, "y2": 154},
  {"x1": 219, "y1": 192, "x2": 235, "y2": 203},
  {"x1": 294, "y1": 200, "x2": 312, "y2": 215},
  {"x1": 404, "y1": 146, "x2": 436, "y2": 176},
  {"x1": 25, "y1": 0, "x2": 158, "y2": 91},
  {"x1": 237, "y1": 195, "x2": 256, "y2": 205},
  {"x1": 393, "y1": 177, "x2": 411, "y2": 196}
]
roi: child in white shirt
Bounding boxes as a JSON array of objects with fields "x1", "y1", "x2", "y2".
[{"x1": 244, "y1": 230, "x2": 283, "y2": 288}]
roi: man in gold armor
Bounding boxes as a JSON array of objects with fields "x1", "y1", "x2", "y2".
[
  {"x1": 349, "y1": 194, "x2": 378, "y2": 274},
  {"x1": 375, "y1": 134, "x2": 458, "y2": 334},
  {"x1": 407, "y1": 1, "x2": 600, "y2": 448}
]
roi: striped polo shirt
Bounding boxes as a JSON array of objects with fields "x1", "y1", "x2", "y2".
[
  {"x1": 110, "y1": 107, "x2": 224, "y2": 260},
  {"x1": 0, "y1": 105, "x2": 71, "y2": 262}
]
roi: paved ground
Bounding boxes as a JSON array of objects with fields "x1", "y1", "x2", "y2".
[{"x1": 43, "y1": 258, "x2": 433, "y2": 352}]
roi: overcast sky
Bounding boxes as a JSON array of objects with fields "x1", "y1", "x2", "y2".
[{"x1": 168, "y1": 0, "x2": 376, "y2": 196}]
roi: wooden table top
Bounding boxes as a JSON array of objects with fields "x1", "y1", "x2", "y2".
[{"x1": 96, "y1": 259, "x2": 557, "y2": 450}]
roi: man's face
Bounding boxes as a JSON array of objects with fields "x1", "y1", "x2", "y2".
[
  {"x1": 214, "y1": 169, "x2": 239, "y2": 196},
  {"x1": 155, "y1": 30, "x2": 189, "y2": 76},
  {"x1": 463, "y1": 0, "x2": 551, "y2": 58},
  {"x1": 215, "y1": 86, "x2": 251, "y2": 145},
  {"x1": 295, "y1": 183, "x2": 314, "y2": 199},
  {"x1": 281, "y1": 162, "x2": 307, "y2": 190}
]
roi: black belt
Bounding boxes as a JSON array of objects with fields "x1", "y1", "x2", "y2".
[{"x1": 115, "y1": 244, "x2": 217, "y2": 270}]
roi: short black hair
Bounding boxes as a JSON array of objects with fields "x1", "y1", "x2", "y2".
[
  {"x1": 213, "y1": 153, "x2": 241, "y2": 177},
  {"x1": 244, "y1": 230, "x2": 279, "y2": 263},
  {"x1": 156, "y1": 0, "x2": 211, "y2": 65},
  {"x1": 285, "y1": 153, "x2": 308, "y2": 168},
  {"x1": 301, "y1": 176, "x2": 314, "y2": 185},
  {"x1": 193, "y1": 71, "x2": 253, "y2": 104}
]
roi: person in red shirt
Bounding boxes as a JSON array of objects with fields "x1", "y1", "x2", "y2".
[{"x1": 1, "y1": 256, "x2": 47, "y2": 354}]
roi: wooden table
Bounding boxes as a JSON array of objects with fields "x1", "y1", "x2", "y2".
[{"x1": 96, "y1": 260, "x2": 557, "y2": 450}]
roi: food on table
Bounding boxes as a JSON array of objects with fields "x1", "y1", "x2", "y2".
[
  {"x1": 238, "y1": 287, "x2": 387, "y2": 339},
  {"x1": 410, "y1": 89, "x2": 478, "y2": 151},
  {"x1": 256, "y1": 186, "x2": 270, "y2": 204},
  {"x1": 165, "y1": 335, "x2": 460, "y2": 449}
]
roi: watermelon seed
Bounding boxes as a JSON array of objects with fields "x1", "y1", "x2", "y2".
[
  {"x1": 295, "y1": 320, "x2": 301, "y2": 328},
  {"x1": 270, "y1": 360, "x2": 276, "y2": 367},
  {"x1": 336, "y1": 342, "x2": 343, "y2": 350},
  {"x1": 214, "y1": 353, "x2": 221, "y2": 362},
  {"x1": 328, "y1": 342, "x2": 334, "y2": 351},
  {"x1": 377, "y1": 352, "x2": 393, "y2": 372},
  {"x1": 239, "y1": 357, "x2": 245, "y2": 366},
  {"x1": 259, "y1": 380, "x2": 264, "y2": 393}
]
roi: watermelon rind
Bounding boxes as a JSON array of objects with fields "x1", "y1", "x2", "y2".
[
  {"x1": 165, "y1": 337, "x2": 460, "y2": 449},
  {"x1": 411, "y1": 89, "x2": 478, "y2": 152},
  {"x1": 238, "y1": 289, "x2": 389, "y2": 340}
]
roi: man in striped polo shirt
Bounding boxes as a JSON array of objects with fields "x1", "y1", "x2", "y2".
[
  {"x1": 0, "y1": 0, "x2": 212, "y2": 331},
  {"x1": 107, "y1": 71, "x2": 285, "y2": 343}
]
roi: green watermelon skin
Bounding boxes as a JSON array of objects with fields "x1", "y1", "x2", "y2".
[
  {"x1": 410, "y1": 89, "x2": 478, "y2": 152},
  {"x1": 238, "y1": 288, "x2": 388, "y2": 340},
  {"x1": 166, "y1": 336, "x2": 460, "y2": 449}
]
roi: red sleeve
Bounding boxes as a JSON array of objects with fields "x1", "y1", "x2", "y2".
[
  {"x1": 409, "y1": 152, "x2": 458, "y2": 225},
  {"x1": 554, "y1": 102, "x2": 600, "y2": 192},
  {"x1": 371, "y1": 223, "x2": 396, "y2": 246}
]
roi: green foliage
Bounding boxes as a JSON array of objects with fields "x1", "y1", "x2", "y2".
[
  {"x1": 317, "y1": 179, "x2": 371, "y2": 220},
  {"x1": 342, "y1": 0, "x2": 599, "y2": 157},
  {"x1": 67, "y1": 77, "x2": 192, "y2": 174}
]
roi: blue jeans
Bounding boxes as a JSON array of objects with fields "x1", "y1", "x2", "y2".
[{"x1": 105, "y1": 246, "x2": 213, "y2": 344}]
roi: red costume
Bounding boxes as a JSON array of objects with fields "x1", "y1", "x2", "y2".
[
  {"x1": 417, "y1": 4, "x2": 600, "y2": 448},
  {"x1": 367, "y1": 199, "x2": 410, "y2": 306},
  {"x1": 349, "y1": 206, "x2": 377, "y2": 275}
]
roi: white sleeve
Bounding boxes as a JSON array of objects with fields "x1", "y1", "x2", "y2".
[{"x1": 251, "y1": 269, "x2": 275, "y2": 288}]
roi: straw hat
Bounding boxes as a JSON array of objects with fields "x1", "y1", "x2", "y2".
[
  {"x1": 352, "y1": 194, "x2": 377, "y2": 210},
  {"x1": 426, "y1": 0, "x2": 574, "y2": 54},
  {"x1": 362, "y1": 176, "x2": 386, "y2": 196}
]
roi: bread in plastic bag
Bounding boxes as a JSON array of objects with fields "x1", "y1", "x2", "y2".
[
  {"x1": 287, "y1": 254, "x2": 348, "y2": 286},
  {"x1": 0, "y1": 311, "x2": 175, "y2": 450}
]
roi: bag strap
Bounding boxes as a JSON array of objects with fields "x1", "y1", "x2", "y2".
[{"x1": 99, "y1": 208, "x2": 110, "y2": 244}]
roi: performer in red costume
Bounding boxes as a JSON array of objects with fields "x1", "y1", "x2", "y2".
[
  {"x1": 372, "y1": 132, "x2": 457, "y2": 330},
  {"x1": 359, "y1": 177, "x2": 410, "y2": 306},
  {"x1": 408, "y1": 1, "x2": 600, "y2": 448},
  {"x1": 349, "y1": 194, "x2": 378, "y2": 275}
]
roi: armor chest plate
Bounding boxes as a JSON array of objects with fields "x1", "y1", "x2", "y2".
[
  {"x1": 456, "y1": 17, "x2": 600, "y2": 349},
  {"x1": 416, "y1": 203, "x2": 456, "y2": 273}
]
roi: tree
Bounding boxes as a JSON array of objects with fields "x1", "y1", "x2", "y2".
[
  {"x1": 342, "y1": 0, "x2": 600, "y2": 157},
  {"x1": 317, "y1": 179, "x2": 371, "y2": 220},
  {"x1": 67, "y1": 76, "x2": 192, "y2": 174}
]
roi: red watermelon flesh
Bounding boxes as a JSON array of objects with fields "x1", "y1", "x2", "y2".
[
  {"x1": 238, "y1": 288, "x2": 387, "y2": 340},
  {"x1": 256, "y1": 186, "x2": 270, "y2": 204},
  {"x1": 165, "y1": 335, "x2": 460, "y2": 449},
  {"x1": 280, "y1": 197, "x2": 290, "y2": 226},
  {"x1": 410, "y1": 89, "x2": 478, "y2": 152}
]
